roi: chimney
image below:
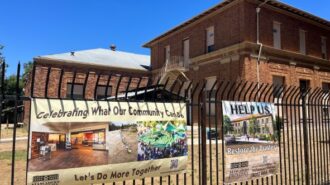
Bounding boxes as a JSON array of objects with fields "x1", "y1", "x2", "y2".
[
  {"x1": 110, "y1": 44, "x2": 116, "y2": 51},
  {"x1": 70, "y1": 51, "x2": 75, "y2": 56}
]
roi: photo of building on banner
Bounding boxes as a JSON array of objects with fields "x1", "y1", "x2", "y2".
[
  {"x1": 27, "y1": 99, "x2": 187, "y2": 185},
  {"x1": 222, "y1": 101, "x2": 280, "y2": 184}
]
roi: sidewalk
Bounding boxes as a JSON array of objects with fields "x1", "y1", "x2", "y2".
[{"x1": 0, "y1": 137, "x2": 28, "y2": 143}]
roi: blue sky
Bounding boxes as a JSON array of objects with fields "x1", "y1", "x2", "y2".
[{"x1": 1, "y1": 0, "x2": 329, "y2": 75}]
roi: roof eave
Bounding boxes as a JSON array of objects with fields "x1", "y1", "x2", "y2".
[{"x1": 142, "y1": 0, "x2": 234, "y2": 48}]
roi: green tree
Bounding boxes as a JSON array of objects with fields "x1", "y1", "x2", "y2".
[
  {"x1": 23, "y1": 61, "x2": 33, "y2": 83},
  {"x1": 0, "y1": 45, "x2": 7, "y2": 82},
  {"x1": 264, "y1": 125, "x2": 270, "y2": 134},
  {"x1": 0, "y1": 46, "x2": 32, "y2": 124},
  {"x1": 2, "y1": 61, "x2": 33, "y2": 96},
  {"x1": 223, "y1": 115, "x2": 233, "y2": 135},
  {"x1": 4, "y1": 74, "x2": 24, "y2": 95},
  {"x1": 248, "y1": 117, "x2": 260, "y2": 137},
  {"x1": 0, "y1": 44, "x2": 5, "y2": 63},
  {"x1": 272, "y1": 116, "x2": 283, "y2": 142},
  {"x1": 0, "y1": 45, "x2": 30, "y2": 95}
]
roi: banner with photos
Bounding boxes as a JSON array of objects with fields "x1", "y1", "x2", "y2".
[
  {"x1": 27, "y1": 99, "x2": 187, "y2": 185},
  {"x1": 222, "y1": 101, "x2": 280, "y2": 183}
]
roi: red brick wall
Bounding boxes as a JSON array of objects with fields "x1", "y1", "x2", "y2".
[
  {"x1": 23, "y1": 61, "x2": 150, "y2": 124},
  {"x1": 150, "y1": 2, "x2": 245, "y2": 70},
  {"x1": 184, "y1": 57, "x2": 245, "y2": 83},
  {"x1": 243, "y1": 1, "x2": 330, "y2": 59},
  {"x1": 25, "y1": 63, "x2": 149, "y2": 98},
  {"x1": 243, "y1": 56, "x2": 330, "y2": 88},
  {"x1": 149, "y1": 0, "x2": 330, "y2": 78}
]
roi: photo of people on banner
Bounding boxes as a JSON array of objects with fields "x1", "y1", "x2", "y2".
[
  {"x1": 137, "y1": 121, "x2": 188, "y2": 161},
  {"x1": 27, "y1": 99, "x2": 187, "y2": 185},
  {"x1": 222, "y1": 101, "x2": 280, "y2": 184}
]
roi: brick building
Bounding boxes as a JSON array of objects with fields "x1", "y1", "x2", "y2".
[
  {"x1": 24, "y1": 0, "x2": 330, "y2": 123},
  {"x1": 24, "y1": 48, "x2": 150, "y2": 123},
  {"x1": 143, "y1": 0, "x2": 330, "y2": 91}
]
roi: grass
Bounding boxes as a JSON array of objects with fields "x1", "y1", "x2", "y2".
[
  {"x1": 0, "y1": 150, "x2": 27, "y2": 161},
  {"x1": 0, "y1": 126, "x2": 329, "y2": 185}
]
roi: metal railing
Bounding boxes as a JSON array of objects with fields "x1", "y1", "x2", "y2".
[
  {"x1": 157, "y1": 56, "x2": 189, "y2": 84},
  {"x1": 166, "y1": 56, "x2": 189, "y2": 71},
  {"x1": 1, "y1": 62, "x2": 330, "y2": 185}
]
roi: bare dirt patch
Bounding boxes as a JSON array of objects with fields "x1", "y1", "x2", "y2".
[
  {"x1": 0, "y1": 139, "x2": 28, "y2": 185},
  {"x1": 0, "y1": 140, "x2": 28, "y2": 152},
  {"x1": 1, "y1": 125, "x2": 28, "y2": 139},
  {"x1": 108, "y1": 129, "x2": 138, "y2": 164},
  {"x1": 0, "y1": 160, "x2": 27, "y2": 185}
]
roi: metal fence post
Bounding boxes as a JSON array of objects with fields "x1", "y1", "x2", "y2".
[
  {"x1": 11, "y1": 62, "x2": 20, "y2": 185},
  {"x1": 0, "y1": 62, "x2": 4, "y2": 140},
  {"x1": 201, "y1": 100, "x2": 207, "y2": 185},
  {"x1": 301, "y1": 90, "x2": 310, "y2": 185}
]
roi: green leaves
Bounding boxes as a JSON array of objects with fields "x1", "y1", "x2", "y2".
[{"x1": 223, "y1": 115, "x2": 233, "y2": 135}]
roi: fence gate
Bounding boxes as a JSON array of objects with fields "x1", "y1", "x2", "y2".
[{"x1": 1, "y1": 63, "x2": 330, "y2": 185}]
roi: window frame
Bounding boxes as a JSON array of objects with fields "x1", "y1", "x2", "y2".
[
  {"x1": 299, "y1": 29, "x2": 306, "y2": 55},
  {"x1": 322, "y1": 82, "x2": 330, "y2": 92},
  {"x1": 182, "y1": 38, "x2": 190, "y2": 68},
  {"x1": 206, "y1": 26, "x2": 215, "y2": 53},
  {"x1": 205, "y1": 76, "x2": 217, "y2": 116},
  {"x1": 95, "y1": 85, "x2": 113, "y2": 100},
  {"x1": 299, "y1": 79, "x2": 310, "y2": 93},
  {"x1": 321, "y1": 36, "x2": 327, "y2": 60},
  {"x1": 66, "y1": 82, "x2": 84, "y2": 99},
  {"x1": 273, "y1": 21, "x2": 282, "y2": 49},
  {"x1": 164, "y1": 45, "x2": 170, "y2": 64},
  {"x1": 272, "y1": 75, "x2": 285, "y2": 98}
]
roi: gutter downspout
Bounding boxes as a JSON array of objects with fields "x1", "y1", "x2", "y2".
[
  {"x1": 256, "y1": 0, "x2": 272, "y2": 90},
  {"x1": 256, "y1": 7, "x2": 263, "y2": 90}
]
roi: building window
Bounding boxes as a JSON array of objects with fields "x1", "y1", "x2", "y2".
[
  {"x1": 299, "y1": 29, "x2": 306, "y2": 55},
  {"x1": 299, "y1": 79, "x2": 310, "y2": 93},
  {"x1": 321, "y1": 82, "x2": 330, "y2": 116},
  {"x1": 183, "y1": 39, "x2": 190, "y2": 68},
  {"x1": 66, "y1": 83, "x2": 84, "y2": 99},
  {"x1": 272, "y1": 76, "x2": 285, "y2": 98},
  {"x1": 96, "y1": 85, "x2": 112, "y2": 100},
  {"x1": 165, "y1": 45, "x2": 170, "y2": 64},
  {"x1": 321, "y1": 36, "x2": 327, "y2": 59},
  {"x1": 322, "y1": 82, "x2": 330, "y2": 92},
  {"x1": 205, "y1": 76, "x2": 217, "y2": 116},
  {"x1": 273, "y1": 22, "x2": 281, "y2": 49},
  {"x1": 206, "y1": 26, "x2": 215, "y2": 53}
]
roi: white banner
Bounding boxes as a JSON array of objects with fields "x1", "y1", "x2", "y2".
[
  {"x1": 222, "y1": 101, "x2": 279, "y2": 183},
  {"x1": 27, "y1": 99, "x2": 188, "y2": 185}
]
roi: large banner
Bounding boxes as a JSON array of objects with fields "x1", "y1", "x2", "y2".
[
  {"x1": 27, "y1": 99, "x2": 187, "y2": 185},
  {"x1": 222, "y1": 101, "x2": 279, "y2": 183}
]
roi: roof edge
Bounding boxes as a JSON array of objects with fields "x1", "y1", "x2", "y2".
[
  {"x1": 143, "y1": 0, "x2": 235, "y2": 48},
  {"x1": 34, "y1": 57, "x2": 151, "y2": 73}
]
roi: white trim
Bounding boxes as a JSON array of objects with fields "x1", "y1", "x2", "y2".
[{"x1": 273, "y1": 22, "x2": 282, "y2": 49}]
